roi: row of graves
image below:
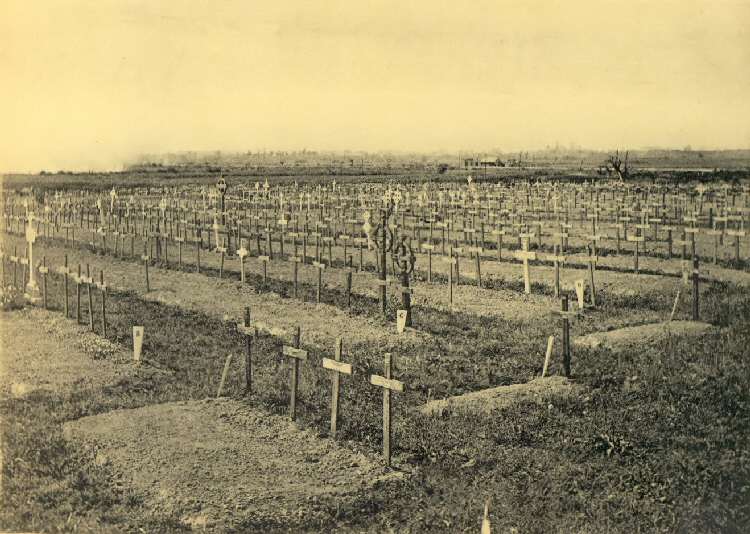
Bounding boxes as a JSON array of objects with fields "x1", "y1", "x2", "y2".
[{"x1": 4, "y1": 180, "x2": 748, "y2": 292}]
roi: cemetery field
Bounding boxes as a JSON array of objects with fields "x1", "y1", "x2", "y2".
[{"x1": 1, "y1": 173, "x2": 750, "y2": 532}]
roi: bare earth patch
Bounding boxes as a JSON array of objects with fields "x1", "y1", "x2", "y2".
[
  {"x1": 63, "y1": 398, "x2": 405, "y2": 531},
  {"x1": 573, "y1": 320, "x2": 713, "y2": 352},
  {"x1": 0, "y1": 307, "x2": 158, "y2": 398},
  {"x1": 419, "y1": 376, "x2": 585, "y2": 417}
]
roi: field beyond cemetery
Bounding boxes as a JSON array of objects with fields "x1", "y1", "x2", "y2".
[{"x1": 1, "y1": 169, "x2": 749, "y2": 533}]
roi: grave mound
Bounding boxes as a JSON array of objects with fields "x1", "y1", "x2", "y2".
[
  {"x1": 419, "y1": 376, "x2": 585, "y2": 417},
  {"x1": 0, "y1": 307, "x2": 156, "y2": 398},
  {"x1": 573, "y1": 320, "x2": 712, "y2": 352},
  {"x1": 63, "y1": 399, "x2": 405, "y2": 530}
]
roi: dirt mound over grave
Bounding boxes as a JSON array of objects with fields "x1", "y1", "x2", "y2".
[
  {"x1": 420, "y1": 376, "x2": 585, "y2": 417},
  {"x1": 0, "y1": 308, "x2": 162, "y2": 398},
  {"x1": 63, "y1": 398, "x2": 406, "y2": 531},
  {"x1": 573, "y1": 320, "x2": 712, "y2": 352}
]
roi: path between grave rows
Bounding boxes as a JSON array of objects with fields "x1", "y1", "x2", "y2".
[
  {"x1": 4, "y1": 233, "x2": 597, "y2": 325},
  {"x1": 29, "y1": 215, "x2": 750, "y2": 286},
  {"x1": 1, "y1": 237, "x2": 429, "y2": 351},
  {"x1": 7, "y1": 230, "x2": 707, "y2": 326}
]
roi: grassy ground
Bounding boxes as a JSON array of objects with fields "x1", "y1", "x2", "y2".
[{"x1": 2, "y1": 263, "x2": 749, "y2": 532}]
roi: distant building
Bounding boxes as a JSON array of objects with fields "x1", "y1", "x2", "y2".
[
  {"x1": 465, "y1": 156, "x2": 503, "y2": 168},
  {"x1": 479, "y1": 157, "x2": 503, "y2": 167}
]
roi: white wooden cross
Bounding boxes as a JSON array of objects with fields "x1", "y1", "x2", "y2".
[
  {"x1": 514, "y1": 236, "x2": 537, "y2": 294},
  {"x1": 237, "y1": 239, "x2": 249, "y2": 283},
  {"x1": 25, "y1": 212, "x2": 40, "y2": 297},
  {"x1": 212, "y1": 214, "x2": 221, "y2": 251}
]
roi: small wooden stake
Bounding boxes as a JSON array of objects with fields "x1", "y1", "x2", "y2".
[
  {"x1": 216, "y1": 354, "x2": 233, "y2": 398},
  {"x1": 346, "y1": 270, "x2": 352, "y2": 307},
  {"x1": 86, "y1": 264, "x2": 94, "y2": 331},
  {"x1": 99, "y1": 271, "x2": 107, "y2": 337},
  {"x1": 133, "y1": 326, "x2": 144, "y2": 364},
  {"x1": 692, "y1": 257, "x2": 700, "y2": 321},
  {"x1": 63, "y1": 255, "x2": 69, "y2": 317},
  {"x1": 561, "y1": 297, "x2": 571, "y2": 378},
  {"x1": 76, "y1": 264, "x2": 82, "y2": 323},
  {"x1": 542, "y1": 336, "x2": 554, "y2": 377},
  {"x1": 40, "y1": 256, "x2": 48, "y2": 309},
  {"x1": 243, "y1": 307, "x2": 253, "y2": 394}
]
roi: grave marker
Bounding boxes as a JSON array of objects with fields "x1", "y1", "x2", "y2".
[
  {"x1": 216, "y1": 354, "x2": 234, "y2": 398},
  {"x1": 396, "y1": 310, "x2": 408, "y2": 333},
  {"x1": 322, "y1": 337, "x2": 352, "y2": 438},
  {"x1": 513, "y1": 237, "x2": 537, "y2": 294},
  {"x1": 237, "y1": 240, "x2": 249, "y2": 283},
  {"x1": 574, "y1": 279, "x2": 586, "y2": 311},
  {"x1": 312, "y1": 260, "x2": 326, "y2": 303},
  {"x1": 133, "y1": 326, "x2": 144, "y2": 363},
  {"x1": 541, "y1": 336, "x2": 554, "y2": 378},
  {"x1": 282, "y1": 326, "x2": 307, "y2": 421},
  {"x1": 369, "y1": 353, "x2": 405, "y2": 467},
  {"x1": 258, "y1": 255, "x2": 270, "y2": 283}
]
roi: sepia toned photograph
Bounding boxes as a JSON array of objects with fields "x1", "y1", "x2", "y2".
[{"x1": 1, "y1": 1, "x2": 749, "y2": 532}]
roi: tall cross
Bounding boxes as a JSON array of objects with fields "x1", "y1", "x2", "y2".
[{"x1": 513, "y1": 236, "x2": 537, "y2": 294}]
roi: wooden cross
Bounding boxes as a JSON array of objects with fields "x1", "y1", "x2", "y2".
[
  {"x1": 451, "y1": 246, "x2": 463, "y2": 285},
  {"x1": 237, "y1": 242, "x2": 249, "y2": 283},
  {"x1": 467, "y1": 246, "x2": 483, "y2": 288},
  {"x1": 312, "y1": 260, "x2": 326, "y2": 303},
  {"x1": 82, "y1": 264, "x2": 95, "y2": 331},
  {"x1": 216, "y1": 244, "x2": 228, "y2": 278},
  {"x1": 691, "y1": 257, "x2": 701, "y2": 321},
  {"x1": 726, "y1": 229, "x2": 745, "y2": 261},
  {"x1": 57, "y1": 255, "x2": 70, "y2": 317},
  {"x1": 441, "y1": 256, "x2": 457, "y2": 307},
  {"x1": 546, "y1": 245, "x2": 566, "y2": 298},
  {"x1": 491, "y1": 228, "x2": 505, "y2": 260},
  {"x1": 141, "y1": 242, "x2": 151, "y2": 292},
  {"x1": 369, "y1": 353, "x2": 404, "y2": 467},
  {"x1": 626, "y1": 234, "x2": 645, "y2": 273},
  {"x1": 513, "y1": 237, "x2": 537, "y2": 294},
  {"x1": 38, "y1": 256, "x2": 49, "y2": 309},
  {"x1": 583, "y1": 246, "x2": 598, "y2": 308},
  {"x1": 421, "y1": 243, "x2": 435, "y2": 282},
  {"x1": 282, "y1": 326, "x2": 307, "y2": 421},
  {"x1": 322, "y1": 337, "x2": 352, "y2": 438},
  {"x1": 94, "y1": 271, "x2": 107, "y2": 337},
  {"x1": 550, "y1": 296, "x2": 580, "y2": 377},
  {"x1": 236, "y1": 307, "x2": 255, "y2": 394},
  {"x1": 258, "y1": 254, "x2": 270, "y2": 283}
]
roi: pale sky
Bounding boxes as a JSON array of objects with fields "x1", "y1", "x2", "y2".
[{"x1": 1, "y1": 0, "x2": 749, "y2": 172}]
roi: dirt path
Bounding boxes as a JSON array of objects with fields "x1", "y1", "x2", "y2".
[
  {"x1": 1, "y1": 235, "x2": 436, "y2": 353},
  {"x1": 63, "y1": 398, "x2": 406, "y2": 531},
  {"x1": 1, "y1": 232, "x2": 694, "y2": 329}
]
